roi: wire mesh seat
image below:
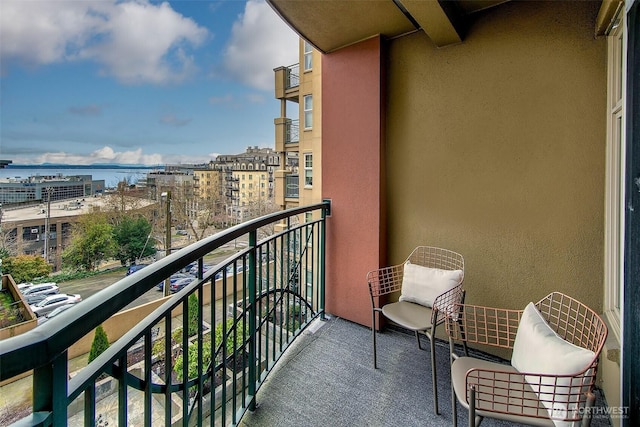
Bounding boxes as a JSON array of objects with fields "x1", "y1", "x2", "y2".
[
  {"x1": 367, "y1": 246, "x2": 465, "y2": 415},
  {"x1": 445, "y1": 292, "x2": 608, "y2": 427}
]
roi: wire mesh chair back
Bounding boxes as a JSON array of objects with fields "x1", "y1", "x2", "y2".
[
  {"x1": 367, "y1": 246, "x2": 464, "y2": 298},
  {"x1": 535, "y1": 292, "x2": 607, "y2": 357}
]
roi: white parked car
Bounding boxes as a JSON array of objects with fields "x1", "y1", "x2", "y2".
[
  {"x1": 30, "y1": 294, "x2": 81, "y2": 317},
  {"x1": 22, "y1": 283, "x2": 59, "y2": 297},
  {"x1": 17, "y1": 282, "x2": 34, "y2": 292}
]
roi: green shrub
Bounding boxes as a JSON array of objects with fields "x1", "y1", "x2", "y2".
[
  {"x1": 88, "y1": 325, "x2": 110, "y2": 364},
  {"x1": 174, "y1": 337, "x2": 211, "y2": 381},
  {"x1": 2, "y1": 255, "x2": 52, "y2": 283},
  {"x1": 187, "y1": 294, "x2": 199, "y2": 336}
]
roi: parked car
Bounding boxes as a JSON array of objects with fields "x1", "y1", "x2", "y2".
[
  {"x1": 189, "y1": 264, "x2": 213, "y2": 276},
  {"x1": 21, "y1": 283, "x2": 59, "y2": 297},
  {"x1": 126, "y1": 264, "x2": 149, "y2": 276},
  {"x1": 30, "y1": 294, "x2": 82, "y2": 317},
  {"x1": 17, "y1": 282, "x2": 33, "y2": 292},
  {"x1": 169, "y1": 277, "x2": 194, "y2": 293},
  {"x1": 25, "y1": 294, "x2": 50, "y2": 305},
  {"x1": 156, "y1": 273, "x2": 193, "y2": 291},
  {"x1": 37, "y1": 303, "x2": 76, "y2": 325},
  {"x1": 181, "y1": 262, "x2": 196, "y2": 273}
]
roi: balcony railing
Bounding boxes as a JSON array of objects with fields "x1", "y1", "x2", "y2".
[
  {"x1": 0, "y1": 202, "x2": 330, "y2": 426},
  {"x1": 285, "y1": 63, "x2": 299, "y2": 89},
  {"x1": 285, "y1": 119, "x2": 299, "y2": 145},
  {"x1": 285, "y1": 175, "x2": 299, "y2": 199}
]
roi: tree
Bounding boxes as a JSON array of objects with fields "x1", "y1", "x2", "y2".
[
  {"x1": 2, "y1": 255, "x2": 52, "y2": 283},
  {"x1": 62, "y1": 213, "x2": 116, "y2": 271},
  {"x1": 167, "y1": 182, "x2": 226, "y2": 241},
  {"x1": 0, "y1": 227, "x2": 18, "y2": 258},
  {"x1": 88, "y1": 325, "x2": 110, "y2": 363},
  {"x1": 112, "y1": 215, "x2": 156, "y2": 265}
]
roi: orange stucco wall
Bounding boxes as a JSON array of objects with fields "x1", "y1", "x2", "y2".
[{"x1": 322, "y1": 37, "x2": 386, "y2": 326}]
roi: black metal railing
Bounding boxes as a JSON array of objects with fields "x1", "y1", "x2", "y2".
[{"x1": 0, "y1": 202, "x2": 330, "y2": 426}]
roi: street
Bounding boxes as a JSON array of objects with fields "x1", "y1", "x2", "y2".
[{"x1": 56, "y1": 237, "x2": 248, "y2": 311}]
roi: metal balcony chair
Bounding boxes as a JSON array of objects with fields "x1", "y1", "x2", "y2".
[
  {"x1": 367, "y1": 246, "x2": 465, "y2": 415},
  {"x1": 446, "y1": 292, "x2": 608, "y2": 427}
]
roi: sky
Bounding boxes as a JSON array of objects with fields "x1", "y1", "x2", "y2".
[{"x1": 0, "y1": 0, "x2": 300, "y2": 165}]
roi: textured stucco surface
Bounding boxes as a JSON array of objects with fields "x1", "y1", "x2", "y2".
[{"x1": 384, "y1": 0, "x2": 606, "y2": 314}]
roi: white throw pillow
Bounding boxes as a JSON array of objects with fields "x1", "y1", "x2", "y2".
[
  {"x1": 399, "y1": 262, "x2": 463, "y2": 308},
  {"x1": 511, "y1": 302, "x2": 595, "y2": 427}
]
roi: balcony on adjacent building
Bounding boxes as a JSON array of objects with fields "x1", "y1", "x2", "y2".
[
  {"x1": 285, "y1": 174, "x2": 299, "y2": 199},
  {"x1": 273, "y1": 63, "x2": 299, "y2": 102},
  {"x1": 274, "y1": 118, "x2": 299, "y2": 152}
]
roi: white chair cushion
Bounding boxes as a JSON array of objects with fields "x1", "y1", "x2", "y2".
[
  {"x1": 511, "y1": 302, "x2": 595, "y2": 427},
  {"x1": 399, "y1": 262, "x2": 463, "y2": 308}
]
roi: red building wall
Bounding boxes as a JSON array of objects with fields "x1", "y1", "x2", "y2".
[{"x1": 322, "y1": 36, "x2": 386, "y2": 327}]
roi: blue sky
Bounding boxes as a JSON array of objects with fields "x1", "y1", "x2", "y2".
[{"x1": 0, "y1": 0, "x2": 299, "y2": 165}]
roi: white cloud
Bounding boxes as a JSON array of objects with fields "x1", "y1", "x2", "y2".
[
  {"x1": 21, "y1": 146, "x2": 215, "y2": 166},
  {"x1": 223, "y1": 0, "x2": 299, "y2": 91},
  {"x1": 33, "y1": 146, "x2": 164, "y2": 165},
  {"x1": 0, "y1": 0, "x2": 207, "y2": 84}
]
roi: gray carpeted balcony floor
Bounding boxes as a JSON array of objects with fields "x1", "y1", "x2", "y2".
[{"x1": 239, "y1": 316, "x2": 610, "y2": 427}]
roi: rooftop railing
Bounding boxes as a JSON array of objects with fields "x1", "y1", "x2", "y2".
[{"x1": 0, "y1": 201, "x2": 330, "y2": 426}]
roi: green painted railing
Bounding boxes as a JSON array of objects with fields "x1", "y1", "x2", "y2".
[{"x1": 0, "y1": 202, "x2": 330, "y2": 426}]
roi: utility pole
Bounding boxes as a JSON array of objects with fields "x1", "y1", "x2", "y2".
[
  {"x1": 43, "y1": 187, "x2": 52, "y2": 263},
  {"x1": 162, "y1": 191, "x2": 172, "y2": 297}
]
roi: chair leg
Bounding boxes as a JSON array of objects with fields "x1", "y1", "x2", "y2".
[
  {"x1": 415, "y1": 331, "x2": 423, "y2": 350},
  {"x1": 469, "y1": 385, "x2": 476, "y2": 427},
  {"x1": 582, "y1": 391, "x2": 596, "y2": 427},
  {"x1": 372, "y1": 310, "x2": 378, "y2": 369},
  {"x1": 430, "y1": 329, "x2": 439, "y2": 415},
  {"x1": 449, "y1": 338, "x2": 458, "y2": 427}
]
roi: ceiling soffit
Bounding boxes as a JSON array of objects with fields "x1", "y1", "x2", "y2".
[{"x1": 267, "y1": 0, "x2": 513, "y2": 52}]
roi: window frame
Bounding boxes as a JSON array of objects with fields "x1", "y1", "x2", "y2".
[
  {"x1": 303, "y1": 94, "x2": 313, "y2": 130},
  {"x1": 603, "y1": 8, "x2": 626, "y2": 343},
  {"x1": 304, "y1": 153, "x2": 313, "y2": 188},
  {"x1": 303, "y1": 41, "x2": 313, "y2": 71}
]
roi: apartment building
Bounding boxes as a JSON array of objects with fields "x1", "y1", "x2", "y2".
[
  {"x1": 274, "y1": 40, "x2": 323, "y2": 223},
  {"x1": 212, "y1": 146, "x2": 279, "y2": 222}
]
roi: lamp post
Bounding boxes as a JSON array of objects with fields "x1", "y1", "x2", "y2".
[{"x1": 161, "y1": 191, "x2": 172, "y2": 297}]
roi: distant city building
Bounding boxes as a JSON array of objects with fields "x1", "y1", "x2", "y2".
[
  {"x1": 210, "y1": 146, "x2": 280, "y2": 221},
  {"x1": 0, "y1": 174, "x2": 105, "y2": 206},
  {"x1": 0, "y1": 195, "x2": 154, "y2": 271}
]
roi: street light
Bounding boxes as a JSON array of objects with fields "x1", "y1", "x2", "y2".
[{"x1": 161, "y1": 191, "x2": 172, "y2": 297}]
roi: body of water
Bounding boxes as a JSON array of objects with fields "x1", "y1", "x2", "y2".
[{"x1": 0, "y1": 166, "x2": 160, "y2": 188}]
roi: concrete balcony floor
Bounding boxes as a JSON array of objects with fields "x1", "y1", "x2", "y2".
[{"x1": 239, "y1": 316, "x2": 611, "y2": 427}]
